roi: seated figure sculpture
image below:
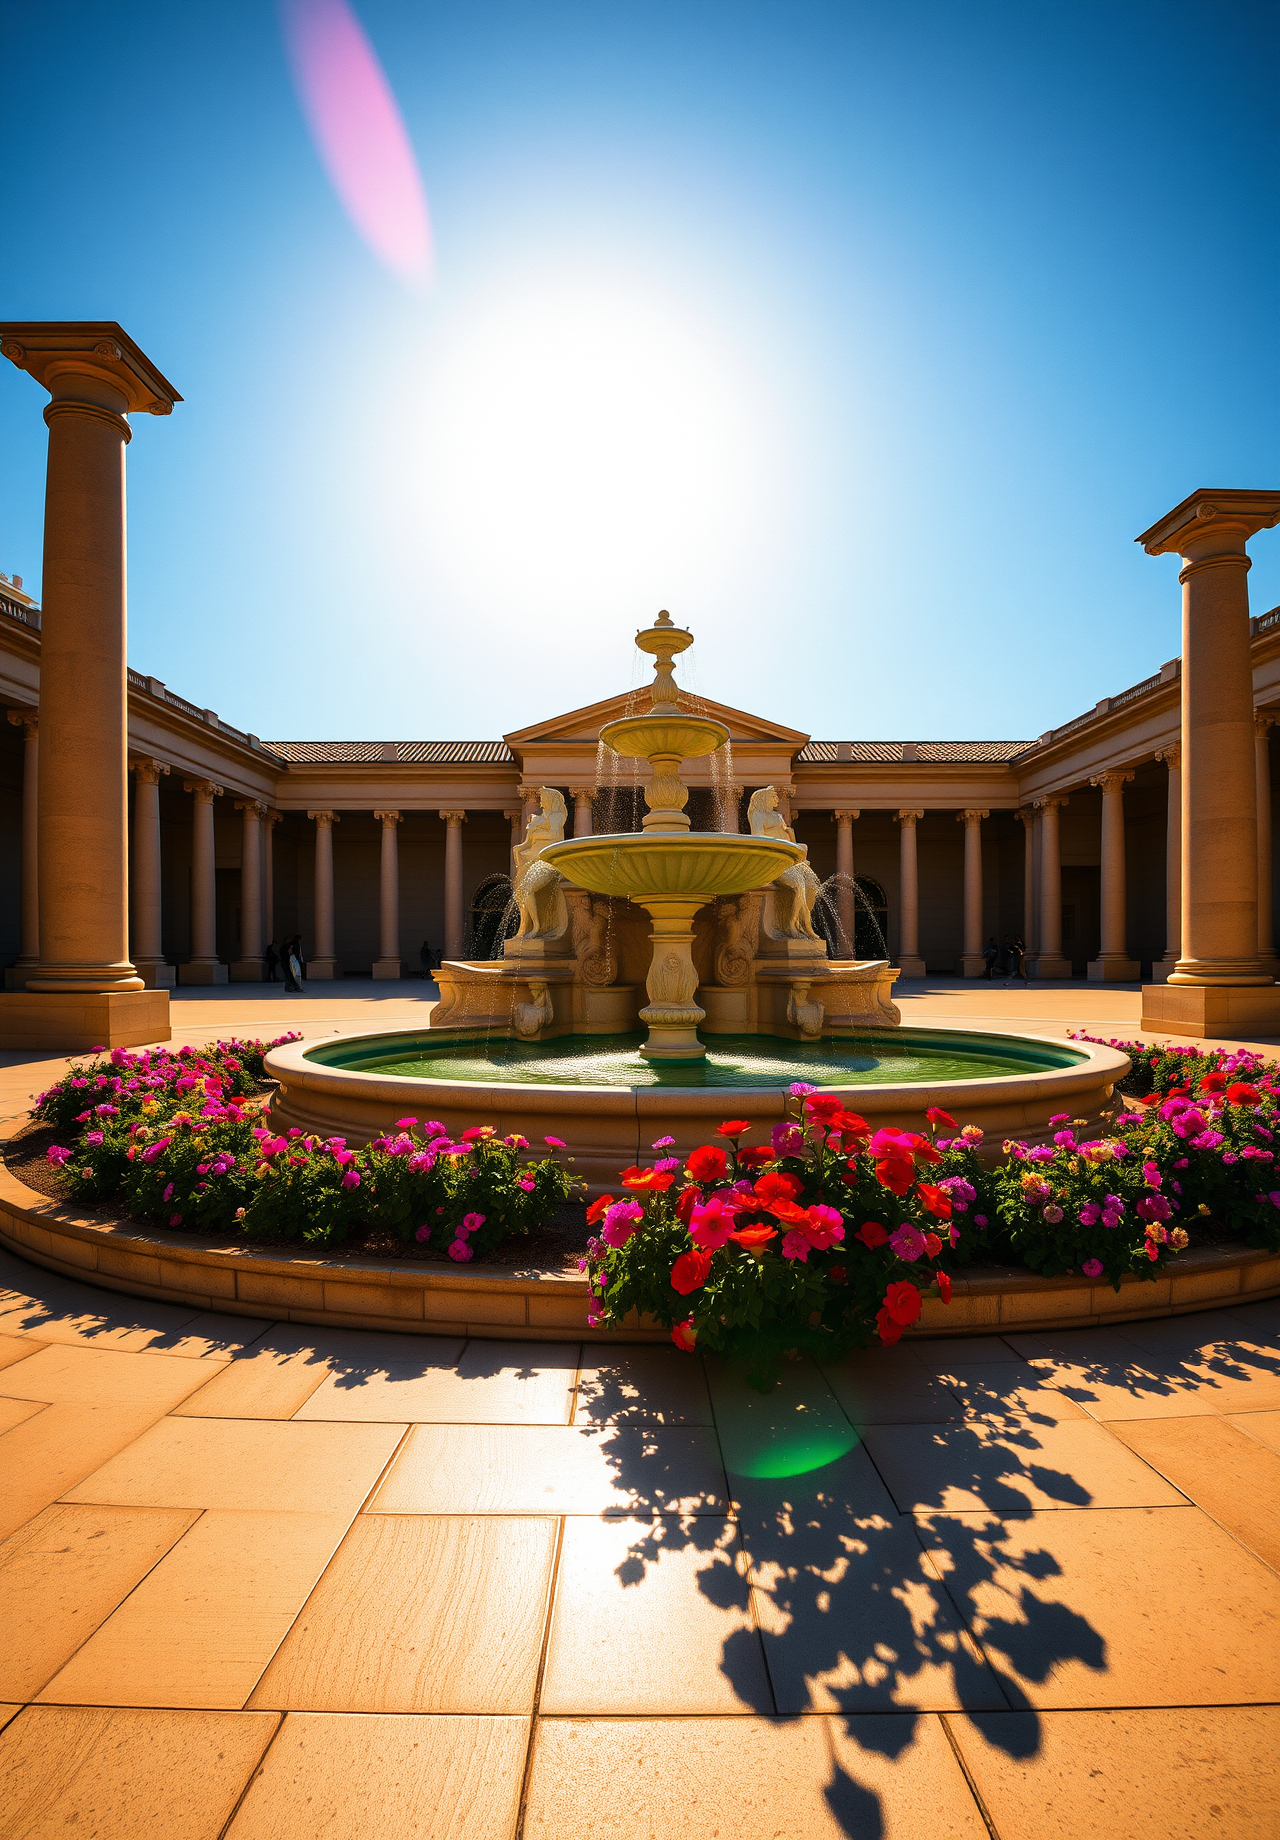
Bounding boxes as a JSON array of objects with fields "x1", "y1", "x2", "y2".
[
  {"x1": 748, "y1": 786, "x2": 824, "y2": 942},
  {"x1": 511, "y1": 787, "x2": 569, "y2": 948}
]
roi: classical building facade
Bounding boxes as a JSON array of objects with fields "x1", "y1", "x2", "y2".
[{"x1": 2, "y1": 569, "x2": 1279, "y2": 987}]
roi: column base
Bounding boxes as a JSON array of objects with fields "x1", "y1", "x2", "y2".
[
  {"x1": 0, "y1": 989, "x2": 170, "y2": 1051},
  {"x1": 177, "y1": 960, "x2": 229, "y2": 986},
  {"x1": 1087, "y1": 955, "x2": 1141, "y2": 982},
  {"x1": 1031, "y1": 955, "x2": 1072, "y2": 979},
  {"x1": 133, "y1": 959, "x2": 176, "y2": 989},
  {"x1": 3, "y1": 963, "x2": 36, "y2": 991},
  {"x1": 1140, "y1": 981, "x2": 1280, "y2": 1040},
  {"x1": 895, "y1": 955, "x2": 926, "y2": 978},
  {"x1": 373, "y1": 959, "x2": 404, "y2": 979},
  {"x1": 1148, "y1": 955, "x2": 1178, "y2": 985},
  {"x1": 308, "y1": 958, "x2": 339, "y2": 980},
  {"x1": 230, "y1": 959, "x2": 265, "y2": 982},
  {"x1": 960, "y1": 954, "x2": 986, "y2": 978}
]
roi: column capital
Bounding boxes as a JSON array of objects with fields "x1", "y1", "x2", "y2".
[
  {"x1": 1016, "y1": 807, "x2": 1036, "y2": 828},
  {"x1": 1255, "y1": 710, "x2": 1279, "y2": 737},
  {"x1": 1155, "y1": 743, "x2": 1182, "y2": 770},
  {"x1": 503, "y1": 808, "x2": 521, "y2": 821},
  {"x1": 1137, "y1": 489, "x2": 1280, "y2": 561},
  {"x1": 6, "y1": 708, "x2": 37, "y2": 737},
  {"x1": 1089, "y1": 770, "x2": 1134, "y2": 793},
  {"x1": 131, "y1": 757, "x2": 169, "y2": 785},
  {"x1": 184, "y1": 778, "x2": 222, "y2": 802},
  {"x1": 263, "y1": 808, "x2": 284, "y2": 829},
  {"x1": 0, "y1": 321, "x2": 181, "y2": 417},
  {"x1": 439, "y1": 809, "x2": 467, "y2": 825},
  {"x1": 234, "y1": 799, "x2": 268, "y2": 819},
  {"x1": 374, "y1": 809, "x2": 402, "y2": 826},
  {"x1": 957, "y1": 808, "x2": 989, "y2": 824},
  {"x1": 831, "y1": 808, "x2": 860, "y2": 822},
  {"x1": 895, "y1": 809, "x2": 923, "y2": 826},
  {"x1": 307, "y1": 808, "x2": 339, "y2": 828},
  {"x1": 568, "y1": 785, "x2": 597, "y2": 799},
  {"x1": 1034, "y1": 793, "x2": 1069, "y2": 812}
]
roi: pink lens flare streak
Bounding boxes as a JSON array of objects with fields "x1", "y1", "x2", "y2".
[{"x1": 279, "y1": 0, "x2": 434, "y2": 287}]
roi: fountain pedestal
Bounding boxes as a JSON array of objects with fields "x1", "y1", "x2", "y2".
[{"x1": 635, "y1": 897, "x2": 707, "y2": 1058}]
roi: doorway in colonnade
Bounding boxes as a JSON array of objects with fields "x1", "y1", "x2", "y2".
[
  {"x1": 813, "y1": 875, "x2": 889, "y2": 960},
  {"x1": 468, "y1": 873, "x2": 518, "y2": 958}
]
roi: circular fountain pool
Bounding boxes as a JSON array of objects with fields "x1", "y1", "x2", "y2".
[{"x1": 265, "y1": 1024, "x2": 1129, "y2": 1194}]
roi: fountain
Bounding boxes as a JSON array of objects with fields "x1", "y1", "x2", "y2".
[{"x1": 265, "y1": 611, "x2": 1130, "y2": 1186}]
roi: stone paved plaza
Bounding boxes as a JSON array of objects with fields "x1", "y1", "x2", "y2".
[{"x1": 0, "y1": 983, "x2": 1277, "y2": 1838}]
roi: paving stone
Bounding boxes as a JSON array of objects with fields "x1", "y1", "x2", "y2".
[
  {"x1": 574, "y1": 1346, "x2": 714, "y2": 1425},
  {"x1": 948, "y1": 1705, "x2": 1280, "y2": 1840},
  {"x1": 540, "y1": 1517, "x2": 771, "y2": 1715},
  {"x1": 224, "y1": 1712, "x2": 529, "y2": 1839},
  {"x1": 0, "y1": 1504, "x2": 197, "y2": 1701},
  {"x1": 0, "y1": 1401, "x2": 172, "y2": 1541},
  {"x1": 1227, "y1": 1407, "x2": 1280, "y2": 1454},
  {"x1": 249, "y1": 1515, "x2": 556, "y2": 1714},
  {"x1": 0, "y1": 1248, "x2": 204, "y2": 1352},
  {"x1": 1106, "y1": 1414, "x2": 1280, "y2": 1570},
  {"x1": 861, "y1": 1419, "x2": 1187, "y2": 1515},
  {"x1": 369, "y1": 1423, "x2": 728, "y2": 1516},
  {"x1": 63, "y1": 1414, "x2": 405, "y2": 1515},
  {"x1": 0, "y1": 1397, "x2": 44, "y2": 1435},
  {"x1": 522, "y1": 1712, "x2": 987, "y2": 1839},
  {"x1": 937, "y1": 1363, "x2": 1091, "y2": 1424},
  {"x1": 295, "y1": 1338, "x2": 575, "y2": 1424},
  {"x1": 0, "y1": 1333, "x2": 43, "y2": 1373},
  {"x1": 909, "y1": 1336, "x2": 1028, "y2": 1368},
  {"x1": 0, "y1": 1341, "x2": 218, "y2": 1413},
  {"x1": 0, "y1": 1704, "x2": 278, "y2": 1840},
  {"x1": 39, "y1": 1509, "x2": 353, "y2": 1709},
  {"x1": 918, "y1": 1504, "x2": 1280, "y2": 1707}
]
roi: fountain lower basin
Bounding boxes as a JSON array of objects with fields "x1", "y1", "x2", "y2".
[{"x1": 265, "y1": 1025, "x2": 1131, "y2": 1195}]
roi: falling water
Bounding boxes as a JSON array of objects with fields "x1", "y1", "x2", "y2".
[{"x1": 812, "y1": 872, "x2": 887, "y2": 962}]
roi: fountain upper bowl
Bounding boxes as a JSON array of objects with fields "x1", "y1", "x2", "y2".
[
  {"x1": 598, "y1": 712, "x2": 730, "y2": 761},
  {"x1": 542, "y1": 830, "x2": 804, "y2": 901}
]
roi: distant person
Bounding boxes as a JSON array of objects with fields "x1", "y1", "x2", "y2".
[
  {"x1": 264, "y1": 940, "x2": 279, "y2": 983},
  {"x1": 1004, "y1": 937, "x2": 1028, "y2": 986},
  {"x1": 282, "y1": 935, "x2": 305, "y2": 994},
  {"x1": 982, "y1": 936, "x2": 998, "y2": 979},
  {"x1": 420, "y1": 939, "x2": 438, "y2": 976}
]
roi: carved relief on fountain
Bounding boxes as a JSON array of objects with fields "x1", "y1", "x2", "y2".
[{"x1": 566, "y1": 889, "x2": 618, "y2": 988}]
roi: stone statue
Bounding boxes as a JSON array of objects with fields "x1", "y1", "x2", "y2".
[
  {"x1": 568, "y1": 890, "x2": 617, "y2": 987},
  {"x1": 513, "y1": 978, "x2": 554, "y2": 1038},
  {"x1": 748, "y1": 786, "x2": 823, "y2": 942},
  {"x1": 512, "y1": 789, "x2": 569, "y2": 944},
  {"x1": 713, "y1": 893, "x2": 762, "y2": 987}
]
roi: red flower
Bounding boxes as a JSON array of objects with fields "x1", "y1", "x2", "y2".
[
  {"x1": 937, "y1": 1271, "x2": 952, "y2": 1304},
  {"x1": 730, "y1": 1225, "x2": 778, "y2": 1249},
  {"x1": 925, "y1": 1106, "x2": 957, "y2": 1128},
  {"x1": 586, "y1": 1193, "x2": 615, "y2": 1226},
  {"x1": 874, "y1": 1154, "x2": 915, "y2": 1196},
  {"x1": 671, "y1": 1318, "x2": 698, "y2": 1352},
  {"x1": 671, "y1": 1248, "x2": 715, "y2": 1294},
  {"x1": 461, "y1": 1125, "x2": 496, "y2": 1141},
  {"x1": 828, "y1": 1263, "x2": 847, "y2": 1284},
  {"x1": 766, "y1": 1198, "x2": 809, "y2": 1224},
  {"x1": 753, "y1": 1170, "x2": 802, "y2": 1206},
  {"x1": 675, "y1": 1185, "x2": 700, "y2": 1224},
  {"x1": 828, "y1": 1108, "x2": 871, "y2": 1142},
  {"x1": 1198, "y1": 1070, "x2": 1227, "y2": 1093},
  {"x1": 738, "y1": 1146, "x2": 774, "y2": 1171},
  {"x1": 882, "y1": 1279, "x2": 922, "y2": 1327},
  {"x1": 856, "y1": 1221, "x2": 889, "y2": 1248},
  {"x1": 716, "y1": 1119, "x2": 752, "y2": 1138},
  {"x1": 1226, "y1": 1082, "x2": 1262, "y2": 1106},
  {"x1": 915, "y1": 1182, "x2": 953, "y2": 1220},
  {"x1": 803, "y1": 1093, "x2": 846, "y2": 1123},
  {"x1": 923, "y1": 1231, "x2": 942, "y2": 1257},
  {"x1": 621, "y1": 1166, "x2": 676, "y2": 1192},
  {"x1": 875, "y1": 1305, "x2": 904, "y2": 1345},
  {"x1": 685, "y1": 1145, "x2": 728, "y2": 1183}
]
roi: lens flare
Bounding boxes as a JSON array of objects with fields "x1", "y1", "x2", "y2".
[{"x1": 279, "y1": 0, "x2": 433, "y2": 288}]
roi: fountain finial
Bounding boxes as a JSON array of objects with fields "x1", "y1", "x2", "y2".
[{"x1": 635, "y1": 609, "x2": 694, "y2": 712}]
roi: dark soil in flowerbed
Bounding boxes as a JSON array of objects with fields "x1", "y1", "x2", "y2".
[{"x1": 4, "y1": 1117, "x2": 592, "y2": 1273}]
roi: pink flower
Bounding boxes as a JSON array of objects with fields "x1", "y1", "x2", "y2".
[
  {"x1": 395, "y1": 1116, "x2": 418, "y2": 1128},
  {"x1": 448, "y1": 1238, "x2": 474, "y2": 1262},
  {"x1": 601, "y1": 1200, "x2": 644, "y2": 1248},
  {"x1": 889, "y1": 1222, "x2": 926, "y2": 1262},
  {"x1": 544, "y1": 1136, "x2": 566, "y2": 1148},
  {"x1": 461, "y1": 1211, "x2": 486, "y2": 1233},
  {"x1": 688, "y1": 1194, "x2": 738, "y2": 1251},
  {"x1": 85, "y1": 1131, "x2": 104, "y2": 1147},
  {"x1": 651, "y1": 1135, "x2": 676, "y2": 1149},
  {"x1": 163, "y1": 1184, "x2": 174, "y2": 1202},
  {"x1": 1082, "y1": 1258, "x2": 1103, "y2": 1278},
  {"x1": 415, "y1": 1224, "x2": 431, "y2": 1242},
  {"x1": 780, "y1": 1230, "x2": 810, "y2": 1262},
  {"x1": 46, "y1": 1144, "x2": 73, "y2": 1166},
  {"x1": 517, "y1": 1176, "x2": 535, "y2": 1192},
  {"x1": 341, "y1": 1170, "x2": 361, "y2": 1189}
]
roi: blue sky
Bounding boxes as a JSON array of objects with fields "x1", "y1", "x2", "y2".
[{"x1": 2, "y1": 0, "x2": 1277, "y2": 743}]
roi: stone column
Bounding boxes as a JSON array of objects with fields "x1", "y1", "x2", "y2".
[
  {"x1": 1087, "y1": 771, "x2": 1139, "y2": 981},
  {"x1": 129, "y1": 758, "x2": 173, "y2": 989},
  {"x1": 831, "y1": 809, "x2": 858, "y2": 956},
  {"x1": 5, "y1": 712, "x2": 39, "y2": 988},
  {"x1": 1017, "y1": 809, "x2": 1036, "y2": 966},
  {"x1": 0, "y1": 324, "x2": 179, "y2": 1047},
  {"x1": 505, "y1": 808, "x2": 522, "y2": 880},
  {"x1": 1034, "y1": 795, "x2": 1071, "y2": 978},
  {"x1": 179, "y1": 779, "x2": 227, "y2": 984},
  {"x1": 570, "y1": 787, "x2": 595, "y2": 838},
  {"x1": 373, "y1": 810, "x2": 403, "y2": 978},
  {"x1": 263, "y1": 810, "x2": 281, "y2": 947},
  {"x1": 895, "y1": 810, "x2": 925, "y2": 977},
  {"x1": 957, "y1": 809, "x2": 988, "y2": 976},
  {"x1": 308, "y1": 810, "x2": 339, "y2": 978},
  {"x1": 1029, "y1": 808, "x2": 1043, "y2": 965},
  {"x1": 1138, "y1": 490, "x2": 1280, "y2": 1036},
  {"x1": 1257, "y1": 713, "x2": 1277, "y2": 968},
  {"x1": 1151, "y1": 746, "x2": 1181, "y2": 982},
  {"x1": 231, "y1": 801, "x2": 266, "y2": 981},
  {"x1": 440, "y1": 810, "x2": 467, "y2": 960}
]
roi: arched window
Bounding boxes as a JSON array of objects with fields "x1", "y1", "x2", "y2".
[
  {"x1": 813, "y1": 875, "x2": 890, "y2": 961},
  {"x1": 468, "y1": 873, "x2": 517, "y2": 958}
]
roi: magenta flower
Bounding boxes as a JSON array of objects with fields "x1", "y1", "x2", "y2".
[
  {"x1": 85, "y1": 1131, "x2": 104, "y2": 1148},
  {"x1": 517, "y1": 1176, "x2": 535, "y2": 1192},
  {"x1": 544, "y1": 1136, "x2": 566, "y2": 1148},
  {"x1": 447, "y1": 1239, "x2": 474, "y2": 1262},
  {"x1": 771, "y1": 1123, "x2": 805, "y2": 1156},
  {"x1": 46, "y1": 1144, "x2": 73, "y2": 1166},
  {"x1": 460, "y1": 1212, "x2": 486, "y2": 1233},
  {"x1": 1082, "y1": 1258, "x2": 1104, "y2": 1278},
  {"x1": 889, "y1": 1222, "x2": 926, "y2": 1262},
  {"x1": 780, "y1": 1229, "x2": 810, "y2": 1261},
  {"x1": 601, "y1": 1200, "x2": 644, "y2": 1248},
  {"x1": 341, "y1": 1169, "x2": 361, "y2": 1189},
  {"x1": 415, "y1": 1225, "x2": 431, "y2": 1243},
  {"x1": 651, "y1": 1135, "x2": 676, "y2": 1149},
  {"x1": 394, "y1": 1116, "x2": 418, "y2": 1128}
]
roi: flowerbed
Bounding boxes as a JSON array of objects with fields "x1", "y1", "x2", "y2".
[
  {"x1": 584, "y1": 1059, "x2": 1280, "y2": 1387},
  {"x1": 32, "y1": 1039, "x2": 577, "y2": 1261}
]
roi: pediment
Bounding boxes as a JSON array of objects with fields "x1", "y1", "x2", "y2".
[{"x1": 504, "y1": 690, "x2": 810, "y2": 751}]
